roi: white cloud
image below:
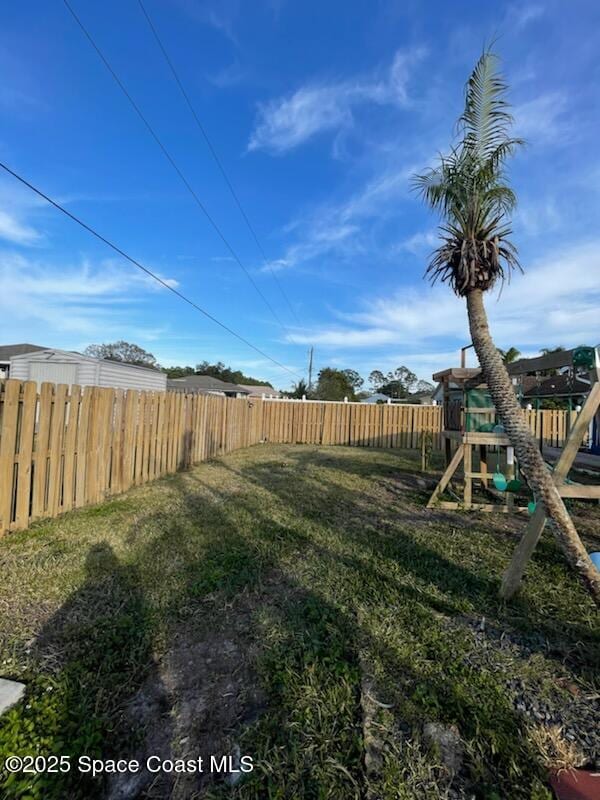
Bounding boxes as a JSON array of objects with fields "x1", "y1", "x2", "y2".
[
  {"x1": 0, "y1": 252, "x2": 177, "y2": 339},
  {"x1": 175, "y1": 0, "x2": 241, "y2": 45},
  {"x1": 285, "y1": 239, "x2": 600, "y2": 377},
  {"x1": 0, "y1": 210, "x2": 41, "y2": 245},
  {"x1": 513, "y1": 91, "x2": 570, "y2": 145},
  {"x1": 289, "y1": 327, "x2": 399, "y2": 348},
  {"x1": 248, "y1": 48, "x2": 426, "y2": 154},
  {"x1": 208, "y1": 61, "x2": 246, "y2": 89},
  {"x1": 265, "y1": 162, "x2": 413, "y2": 273},
  {"x1": 514, "y1": 196, "x2": 561, "y2": 237},
  {"x1": 394, "y1": 229, "x2": 438, "y2": 255},
  {"x1": 506, "y1": 3, "x2": 545, "y2": 31},
  {"x1": 0, "y1": 179, "x2": 50, "y2": 246}
]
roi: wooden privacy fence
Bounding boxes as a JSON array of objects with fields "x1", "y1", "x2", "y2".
[
  {"x1": 524, "y1": 408, "x2": 583, "y2": 448},
  {"x1": 262, "y1": 399, "x2": 443, "y2": 449},
  {"x1": 0, "y1": 380, "x2": 263, "y2": 535},
  {"x1": 0, "y1": 380, "x2": 582, "y2": 534}
]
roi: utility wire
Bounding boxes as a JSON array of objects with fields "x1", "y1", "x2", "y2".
[
  {"x1": 0, "y1": 161, "x2": 303, "y2": 380},
  {"x1": 136, "y1": 0, "x2": 301, "y2": 327},
  {"x1": 63, "y1": 0, "x2": 291, "y2": 340}
]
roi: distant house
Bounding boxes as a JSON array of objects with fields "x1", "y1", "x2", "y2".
[
  {"x1": 8, "y1": 348, "x2": 166, "y2": 392},
  {"x1": 361, "y1": 392, "x2": 394, "y2": 404},
  {"x1": 167, "y1": 375, "x2": 250, "y2": 397},
  {"x1": 237, "y1": 384, "x2": 282, "y2": 398},
  {"x1": 362, "y1": 390, "x2": 435, "y2": 405},
  {"x1": 0, "y1": 343, "x2": 48, "y2": 379},
  {"x1": 398, "y1": 389, "x2": 435, "y2": 405},
  {"x1": 522, "y1": 374, "x2": 590, "y2": 407}
]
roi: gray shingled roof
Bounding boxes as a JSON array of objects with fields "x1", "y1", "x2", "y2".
[
  {"x1": 0, "y1": 343, "x2": 48, "y2": 362},
  {"x1": 168, "y1": 375, "x2": 249, "y2": 394},
  {"x1": 237, "y1": 383, "x2": 281, "y2": 396},
  {"x1": 523, "y1": 375, "x2": 590, "y2": 398}
]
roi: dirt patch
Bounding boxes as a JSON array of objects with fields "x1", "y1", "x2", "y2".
[{"x1": 107, "y1": 592, "x2": 267, "y2": 800}]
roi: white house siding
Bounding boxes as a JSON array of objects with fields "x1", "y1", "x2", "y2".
[
  {"x1": 8, "y1": 349, "x2": 166, "y2": 392},
  {"x1": 97, "y1": 361, "x2": 166, "y2": 391},
  {"x1": 6, "y1": 359, "x2": 34, "y2": 382},
  {"x1": 28, "y1": 362, "x2": 78, "y2": 386},
  {"x1": 77, "y1": 361, "x2": 100, "y2": 386}
]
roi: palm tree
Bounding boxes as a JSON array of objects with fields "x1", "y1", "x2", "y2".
[
  {"x1": 289, "y1": 378, "x2": 308, "y2": 399},
  {"x1": 413, "y1": 51, "x2": 599, "y2": 603},
  {"x1": 498, "y1": 346, "x2": 521, "y2": 365}
]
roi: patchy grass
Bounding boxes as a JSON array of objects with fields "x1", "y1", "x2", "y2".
[{"x1": 0, "y1": 445, "x2": 598, "y2": 799}]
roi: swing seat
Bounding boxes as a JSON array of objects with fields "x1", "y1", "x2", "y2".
[
  {"x1": 527, "y1": 501, "x2": 537, "y2": 514},
  {"x1": 506, "y1": 478, "x2": 522, "y2": 492},
  {"x1": 493, "y1": 472, "x2": 508, "y2": 491}
]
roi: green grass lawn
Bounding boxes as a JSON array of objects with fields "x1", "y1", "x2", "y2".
[{"x1": 0, "y1": 445, "x2": 598, "y2": 799}]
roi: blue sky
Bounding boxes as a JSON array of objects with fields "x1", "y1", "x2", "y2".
[{"x1": 1, "y1": 0, "x2": 600, "y2": 389}]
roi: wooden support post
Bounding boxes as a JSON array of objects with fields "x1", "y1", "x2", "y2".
[
  {"x1": 463, "y1": 443, "x2": 473, "y2": 507},
  {"x1": 506, "y1": 446, "x2": 515, "y2": 511},
  {"x1": 500, "y1": 381, "x2": 600, "y2": 599},
  {"x1": 479, "y1": 445, "x2": 488, "y2": 487},
  {"x1": 427, "y1": 444, "x2": 464, "y2": 508}
]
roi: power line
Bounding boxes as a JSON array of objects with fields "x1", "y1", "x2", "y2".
[
  {"x1": 136, "y1": 0, "x2": 302, "y2": 328},
  {"x1": 62, "y1": 0, "x2": 292, "y2": 340},
  {"x1": 0, "y1": 161, "x2": 303, "y2": 381}
]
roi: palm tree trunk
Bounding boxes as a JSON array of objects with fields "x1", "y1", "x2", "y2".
[{"x1": 466, "y1": 289, "x2": 600, "y2": 605}]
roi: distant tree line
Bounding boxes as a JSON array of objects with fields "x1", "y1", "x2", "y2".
[
  {"x1": 367, "y1": 367, "x2": 434, "y2": 399},
  {"x1": 286, "y1": 366, "x2": 434, "y2": 402},
  {"x1": 164, "y1": 360, "x2": 272, "y2": 386},
  {"x1": 85, "y1": 341, "x2": 573, "y2": 404}
]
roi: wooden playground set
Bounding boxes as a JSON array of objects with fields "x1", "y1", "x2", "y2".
[
  {"x1": 427, "y1": 344, "x2": 600, "y2": 514},
  {"x1": 426, "y1": 344, "x2": 600, "y2": 596}
]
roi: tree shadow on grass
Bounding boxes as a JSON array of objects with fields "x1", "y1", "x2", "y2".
[
  {"x1": 1, "y1": 447, "x2": 597, "y2": 800},
  {"x1": 153, "y1": 465, "x2": 589, "y2": 796},
  {"x1": 216, "y1": 450, "x2": 599, "y2": 680},
  {"x1": 0, "y1": 542, "x2": 161, "y2": 800}
]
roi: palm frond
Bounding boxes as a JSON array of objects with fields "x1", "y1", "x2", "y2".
[
  {"x1": 413, "y1": 49, "x2": 524, "y2": 296},
  {"x1": 459, "y1": 50, "x2": 515, "y2": 161}
]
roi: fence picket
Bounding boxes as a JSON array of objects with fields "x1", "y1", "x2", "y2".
[
  {"x1": 0, "y1": 381, "x2": 20, "y2": 530},
  {"x1": 14, "y1": 382, "x2": 38, "y2": 527}
]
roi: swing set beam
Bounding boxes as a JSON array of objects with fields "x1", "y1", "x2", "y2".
[{"x1": 500, "y1": 380, "x2": 600, "y2": 599}]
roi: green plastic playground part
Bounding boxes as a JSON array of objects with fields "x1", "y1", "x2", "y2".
[
  {"x1": 573, "y1": 346, "x2": 596, "y2": 371},
  {"x1": 492, "y1": 473, "x2": 522, "y2": 493},
  {"x1": 478, "y1": 422, "x2": 495, "y2": 432},
  {"x1": 493, "y1": 472, "x2": 508, "y2": 491},
  {"x1": 528, "y1": 501, "x2": 537, "y2": 514}
]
